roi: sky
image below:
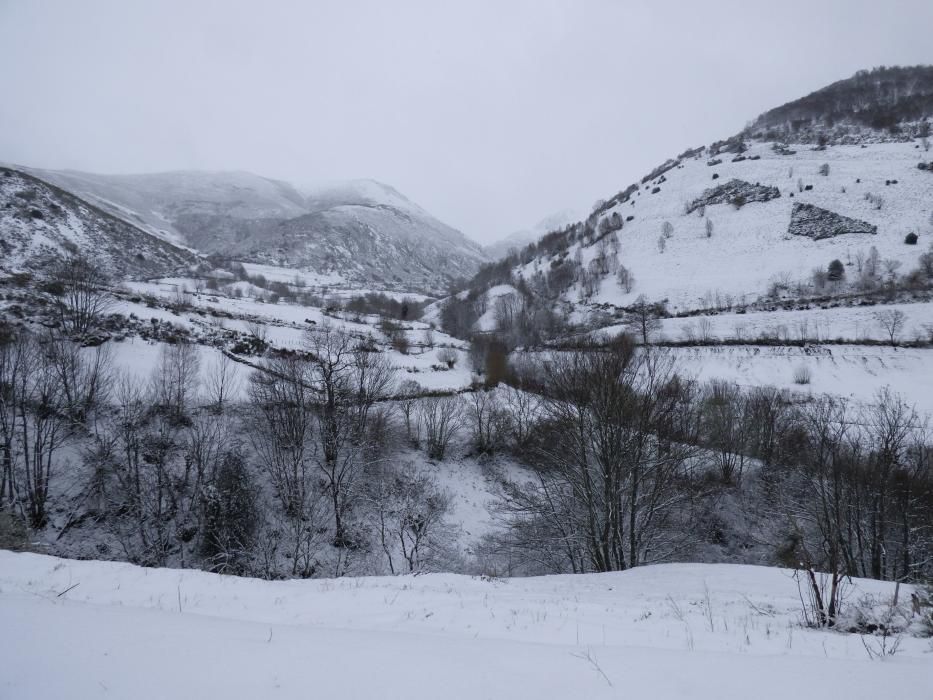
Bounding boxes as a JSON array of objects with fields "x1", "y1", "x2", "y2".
[{"x1": 1, "y1": 1, "x2": 931, "y2": 244}]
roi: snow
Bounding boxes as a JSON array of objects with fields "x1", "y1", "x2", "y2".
[
  {"x1": 1, "y1": 552, "x2": 930, "y2": 699},
  {"x1": 652, "y1": 301, "x2": 933, "y2": 344},
  {"x1": 239, "y1": 261, "x2": 346, "y2": 288},
  {"x1": 518, "y1": 141, "x2": 933, "y2": 313},
  {"x1": 665, "y1": 344, "x2": 933, "y2": 415}
]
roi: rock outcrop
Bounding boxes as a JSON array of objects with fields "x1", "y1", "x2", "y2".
[
  {"x1": 787, "y1": 202, "x2": 877, "y2": 240},
  {"x1": 686, "y1": 179, "x2": 781, "y2": 214}
]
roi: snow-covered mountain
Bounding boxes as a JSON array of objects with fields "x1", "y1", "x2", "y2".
[
  {"x1": 0, "y1": 167, "x2": 198, "y2": 277},
  {"x1": 456, "y1": 68, "x2": 933, "y2": 326},
  {"x1": 19, "y1": 168, "x2": 487, "y2": 294}
]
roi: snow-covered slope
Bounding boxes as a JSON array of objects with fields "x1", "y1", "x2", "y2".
[
  {"x1": 17, "y1": 168, "x2": 310, "y2": 246},
  {"x1": 516, "y1": 140, "x2": 932, "y2": 313},
  {"x1": 1, "y1": 552, "x2": 929, "y2": 699},
  {"x1": 20, "y1": 168, "x2": 487, "y2": 293},
  {"x1": 0, "y1": 167, "x2": 198, "y2": 277}
]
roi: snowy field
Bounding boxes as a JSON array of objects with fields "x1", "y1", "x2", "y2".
[
  {"x1": 1, "y1": 552, "x2": 930, "y2": 699},
  {"x1": 654, "y1": 301, "x2": 933, "y2": 344},
  {"x1": 667, "y1": 344, "x2": 933, "y2": 415},
  {"x1": 108, "y1": 278, "x2": 475, "y2": 393}
]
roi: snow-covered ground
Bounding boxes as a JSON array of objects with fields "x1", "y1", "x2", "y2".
[
  {"x1": 108, "y1": 279, "x2": 474, "y2": 393},
  {"x1": 1, "y1": 552, "x2": 929, "y2": 699},
  {"x1": 666, "y1": 344, "x2": 933, "y2": 414},
  {"x1": 652, "y1": 301, "x2": 933, "y2": 344}
]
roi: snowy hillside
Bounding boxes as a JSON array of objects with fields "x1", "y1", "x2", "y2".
[
  {"x1": 2, "y1": 552, "x2": 930, "y2": 700},
  {"x1": 517, "y1": 140, "x2": 931, "y2": 313},
  {"x1": 20, "y1": 168, "x2": 487, "y2": 293},
  {"x1": 0, "y1": 167, "x2": 198, "y2": 277}
]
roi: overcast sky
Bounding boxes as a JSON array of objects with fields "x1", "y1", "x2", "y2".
[{"x1": 1, "y1": 1, "x2": 931, "y2": 243}]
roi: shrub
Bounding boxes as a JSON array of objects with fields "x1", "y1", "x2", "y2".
[
  {"x1": 437, "y1": 347, "x2": 458, "y2": 368},
  {"x1": 0, "y1": 511, "x2": 29, "y2": 551},
  {"x1": 818, "y1": 163, "x2": 830, "y2": 176},
  {"x1": 827, "y1": 259, "x2": 845, "y2": 281},
  {"x1": 793, "y1": 365, "x2": 812, "y2": 385},
  {"x1": 391, "y1": 331, "x2": 410, "y2": 354},
  {"x1": 905, "y1": 232, "x2": 919, "y2": 245}
]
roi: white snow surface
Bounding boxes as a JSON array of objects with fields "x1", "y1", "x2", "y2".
[{"x1": 1, "y1": 552, "x2": 930, "y2": 699}]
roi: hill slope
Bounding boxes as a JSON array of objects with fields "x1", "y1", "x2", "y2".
[
  {"x1": 21, "y1": 168, "x2": 487, "y2": 293},
  {"x1": 0, "y1": 167, "x2": 198, "y2": 277},
  {"x1": 458, "y1": 68, "x2": 933, "y2": 328}
]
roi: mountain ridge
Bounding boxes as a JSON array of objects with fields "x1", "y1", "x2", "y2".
[{"x1": 16, "y1": 167, "x2": 487, "y2": 294}]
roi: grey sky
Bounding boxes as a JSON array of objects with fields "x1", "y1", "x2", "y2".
[{"x1": 1, "y1": 1, "x2": 931, "y2": 243}]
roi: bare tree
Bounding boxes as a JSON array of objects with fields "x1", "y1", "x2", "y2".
[
  {"x1": 616, "y1": 264, "x2": 634, "y2": 294},
  {"x1": 248, "y1": 356, "x2": 314, "y2": 517},
  {"x1": 500, "y1": 340, "x2": 700, "y2": 572},
  {"x1": 204, "y1": 351, "x2": 242, "y2": 413},
  {"x1": 437, "y1": 347, "x2": 458, "y2": 369},
  {"x1": 418, "y1": 395, "x2": 462, "y2": 460},
  {"x1": 502, "y1": 385, "x2": 541, "y2": 449},
  {"x1": 397, "y1": 379, "x2": 422, "y2": 446},
  {"x1": 0, "y1": 329, "x2": 30, "y2": 509},
  {"x1": 47, "y1": 335, "x2": 113, "y2": 422},
  {"x1": 626, "y1": 296, "x2": 662, "y2": 345},
  {"x1": 466, "y1": 389, "x2": 506, "y2": 455},
  {"x1": 305, "y1": 325, "x2": 368, "y2": 546},
  {"x1": 350, "y1": 343, "x2": 396, "y2": 438},
  {"x1": 875, "y1": 309, "x2": 907, "y2": 347},
  {"x1": 151, "y1": 342, "x2": 201, "y2": 421},
  {"x1": 51, "y1": 255, "x2": 114, "y2": 337},
  {"x1": 369, "y1": 465, "x2": 453, "y2": 573},
  {"x1": 701, "y1": 380, "x2": 748, "y2": 484}
]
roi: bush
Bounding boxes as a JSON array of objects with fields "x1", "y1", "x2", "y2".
[
  {"x1": 0, "y1": 511, "x2": 29, "y2": 551},
  {"x1": 793, "y1": 365, "x2": 812, "y2": 385},
  {"x1": 905, "y1": 232, "x2": 919, "y2": 245},
  {"x1": 437, "y1": 347, "x2": 458, "y2": 368},
  {"x1": 827, "y1": 259, "x2": 845, "y2": 281},
  {"x1": 201, "y1": 452, "x2": 258, "y2": 574}
]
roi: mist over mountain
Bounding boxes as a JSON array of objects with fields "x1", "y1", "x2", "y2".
[{"x1": 16, "y1": 167, "x2": 487, "y2": 293}]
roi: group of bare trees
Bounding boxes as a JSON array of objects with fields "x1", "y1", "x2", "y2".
[
  {"x1": 0, "y1": 325, "x2": 117, "y2": 530},
  {"x1": 474, "y1": 340, "x2": 933, "y2": 589},
  {"x1": 493, "y1": 339, "x2": 702, "y2": 574}
]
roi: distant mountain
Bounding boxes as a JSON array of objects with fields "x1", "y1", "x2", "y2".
[
  {"x1": 485, "y1": 209, "x2": 582, "y2": 261},
  {"x1": 0, "y1": 167, "x2": 198, "y2": 277},
  {"x1": 21, "y1": 168, "x2": 487, "y2": 293}
]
